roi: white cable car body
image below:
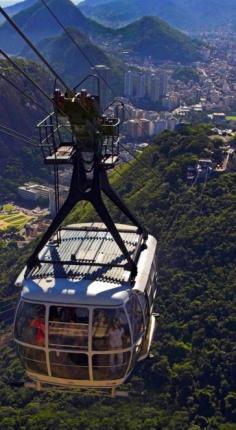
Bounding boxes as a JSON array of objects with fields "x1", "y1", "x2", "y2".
[{"x1": 14, "y1": 223, "x2": 157, "y2": 391}]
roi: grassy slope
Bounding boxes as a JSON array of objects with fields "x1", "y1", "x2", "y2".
[{"x1": 0, "y1": 125, "x2": 236, "y2": 428}]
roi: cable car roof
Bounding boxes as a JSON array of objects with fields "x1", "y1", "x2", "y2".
[
  {"x1": 33, "y1": 224, "x2": 140, "y2": 282},
  {"x1": 16, "y1": 224, "x2": 157, "y2": 306}
]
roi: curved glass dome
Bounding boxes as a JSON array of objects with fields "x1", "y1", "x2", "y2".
[{"x1": 14, "y1": 296, "x2": 147, "y2": 387}]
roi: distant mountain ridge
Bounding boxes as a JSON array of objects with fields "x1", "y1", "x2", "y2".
[
  {"x1": 0, "y1": 0, "x2": 202, "y2": 65},
  {"x1": 0, "y1": 0, "x2": 110, "y2": 55},
  {"x1": 0, "y1": 0, "x2": 37, "y2": 25},
  {"x1": 80, "y1": 0, "x2": 236, "y2": 31}
]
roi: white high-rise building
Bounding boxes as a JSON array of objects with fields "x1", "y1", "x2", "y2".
[
  {"x1": 153, "y1": 119, "x2": 167, "y2": 134},
  {"x1": 137, "y1": 73, "x2": 146, "y2": 99},
  {"x1": 167, "y1": 117, "x2": 177, "y2": 131},
  {"x1": 126, "y1": 120, "x2": 142, "y2": 138},
  {"x1": 147, "y1": 74, "x2": 161, "y2": 102},
  {"x1": 92, "y1": 64, "x2": 111, "y2": 110},
  {"x1": 140, "y1": 118, "x2": 152, "y2": 136},
  {"x1": 159, "y1": 72, "x2": 168, "y2": 98},
  {"x1": 124, "y1": 71, "x2": 135, "y2": 97}
]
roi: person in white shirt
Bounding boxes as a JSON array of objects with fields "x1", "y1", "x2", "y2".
[{"x1": 108, "y1": 319, "x2": 124, "y2": 373}]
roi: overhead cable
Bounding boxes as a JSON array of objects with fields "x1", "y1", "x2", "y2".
[
  {"x1": 40, "y1": 0, "x2": 117, "y2": 96},
  {"x1": 0, "y1": 124, "x2": 40, "y2": 147},
  {"x1": 0, "y1": 71, "x2": 48, "y2": 114},
  {"x1": 0, "y1": 7, "x2": 69, "y2": 90},
  {"x1": 38, "y1": 0, "x2": 160, "y2": 159},
  {"x1": 0, "y1": 50, "x2": 53, "y2": 107}
]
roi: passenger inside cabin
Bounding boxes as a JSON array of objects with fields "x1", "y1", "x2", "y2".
[
  {"x1": 93, "y1": 311, "x2": 109, "y2": 350},
  {"x1": 108, "y1": 318, "x2": 124, "y2": 373},
  {"x1": 30, "y1": 312, "x2": 45, "y2": 347}
]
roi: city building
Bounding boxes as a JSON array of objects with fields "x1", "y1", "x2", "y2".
[
  {"x1": 18, "y1": 183, "x2": 52, "y2": 202},
  {"x1": 124, "y1": 70, "x2": 135, "y2": 97},
  {"x1": 92, "y1": 64, "x2": 111, "y2": 110},
  {"x1": 137, "y1": 73, "x2": 146, "y2": 99}
]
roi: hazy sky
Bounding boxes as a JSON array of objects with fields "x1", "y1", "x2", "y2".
[{"x1": 0, "y1": 0, "x2": 81, "y2": 5}]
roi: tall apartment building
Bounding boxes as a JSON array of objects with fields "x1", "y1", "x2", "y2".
[
  {"x1": 91, "y1": 64, "x2": 111, "y2": 110},
  {"x1": 124, "y1": 70, "x2": 168, "y2": 103},
  {"x1": 136, "y1": 73, "x2": 146, "y2": 99},
  {"x1": 146, "y1": 74, "x2": 161, "y2": 102},
  {"x1": 124, "y1": 70, "x2": 135, "y2": 97},
  {"x1": 159, "y1": 72, "x2": 168, "y2": 98},
  {"x1": 126, "y1": 120, "x2": 142, "y2": 138}
]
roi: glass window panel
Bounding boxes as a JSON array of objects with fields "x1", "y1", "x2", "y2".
[
  {"x1": 15, "y1": 302, "x2": 45, "y2": 347},
  {"x1": 92, "y1": 352, "x2": 130, "y2": 381},
  {"x1": 17, "y1": 344, "x2": 47, "y2": 375},
  {"x1": 138, "y1": 293, "x2": 149, "y2": 325},
  {"x1": 50, "y1": 352, "x2": 89, "y2": 380},
  {"x1": 92, "y1": 308, "x2": 130, "y2": 351},
  {"x1": 49, "y1": 306, "x2": 89, "y2": 349},
  {"x1": 126, "y1": 295, "x2": 144, "y2": 343}
]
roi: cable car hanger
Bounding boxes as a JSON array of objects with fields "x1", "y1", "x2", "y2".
[
  {"x1": 26, "y1": 78, "x2": 147, "y2": 278},
  {"x1": 0, "y1": 7, "x2": 147, "y2": 278}
]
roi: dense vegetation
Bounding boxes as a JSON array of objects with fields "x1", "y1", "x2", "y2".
[
  {"x1": 115, "y1": 16, "x2": 202, "y2": 64},
  {"x1": 172, "y1": 67, "x2": 201, "y2": 83},
  {"x1": 0, "y1": 59, "x2": 51, "y2": 201},
  {"x1": 24, "y1": 29, "x2": 123, "y2": 92},
  {"x1": 0, "y1": 125, "x2": 236, "y2": 429}
]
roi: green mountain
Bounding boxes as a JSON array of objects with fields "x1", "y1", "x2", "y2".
[
  {"x1": 0, "y1": 0, "x2": 109, "y2": 55},
  {"x1": 0, "y1": 59, "x2": 51, "y2": 200},
  {"x1": 0, "y1": 124, "x2": 236, "y2": 428},
  {"x1": 115, "y1": 16, "x2": 202, "y2": 64},
  {"x1": 80, "y1": 0, "x2": 236, "y2": 31},
  {"x1": 23, "y1": 28, "x2": 123, "y2": 93}
]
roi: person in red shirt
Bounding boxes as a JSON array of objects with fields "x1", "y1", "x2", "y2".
[{"x1": 30, "y1": 315, "x2": 45, "y2": 346}]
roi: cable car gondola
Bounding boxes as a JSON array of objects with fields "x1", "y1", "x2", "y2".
[{"x1": 13, "y1": 77, "x2": 158, "y2": 394}]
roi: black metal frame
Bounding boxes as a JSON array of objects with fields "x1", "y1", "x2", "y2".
[
  {"x1": 25, "y1": 77, "x2": 147, "y2": 278},
  {"x1": 26, "y1": 154, "x2": 146, "y2": 277}
]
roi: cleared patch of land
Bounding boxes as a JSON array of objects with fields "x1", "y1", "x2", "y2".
[
  {"x1": 226, "y1": 115, "x2": 236, "y2": 121},
  {"x1": 0, "y1": 205, "x2": 33, "y2": 231}
]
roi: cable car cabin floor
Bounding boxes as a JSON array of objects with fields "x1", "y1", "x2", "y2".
[{"x1": 24, "y1": 380, "x2": 129, "y2": 398}]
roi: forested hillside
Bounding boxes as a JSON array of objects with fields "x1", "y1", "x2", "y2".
[
  {"x1": 115, "y1": 16, "x2": 201, "y2": 64},
  {"x1": 0, "y1": 59, "x2": 51, "y2": 200},
  {"x1": 23, "y1": 29, "x2": 123, "y2": 91},
  {"x1": 0, "y1": 125, "x2": 236, "y2": 429}
]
